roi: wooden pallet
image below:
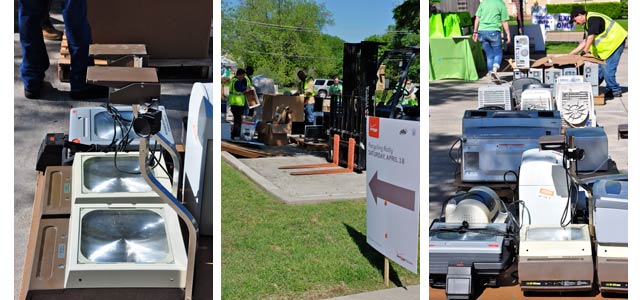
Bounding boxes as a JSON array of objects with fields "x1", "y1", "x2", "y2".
[
  {"x1": 289, "y1": 137, "x2": 328, "y2": 151},
  {"x1": 57, "y1": 33, "x2": 107, "y2": 82},
  {"x1": 58, "y1": 33, "x2": 212, "y2": 82},
  {"x1": 221, "y1": 141, "x2": 272, "y2": 158}
]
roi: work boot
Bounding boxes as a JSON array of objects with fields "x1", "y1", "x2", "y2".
[
  {"x1": 24, "y1": 88, "x2": 41, "y2": 99},
  {"x1": 42, "y1": 25, "x2": 63, "y2": 41},
  {"x1": 604, "y1": 91, "x2": 623, "y2": 100}
]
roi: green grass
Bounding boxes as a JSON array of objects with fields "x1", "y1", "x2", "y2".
[
  {"x1": 545, "y1": 42, "x2": 580, "y2": 54},
  {"x1": 221, "y1": 161, "x2": 420, "y2": 300}
]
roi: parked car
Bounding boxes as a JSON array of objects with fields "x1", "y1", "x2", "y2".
[{"x1": 314, "y1": 78, "x2": 342, "y2": 99}]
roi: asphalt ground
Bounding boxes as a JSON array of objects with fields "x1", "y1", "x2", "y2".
[{"x1": 428, "y1": 47, "x2": 629, "y2": 299}]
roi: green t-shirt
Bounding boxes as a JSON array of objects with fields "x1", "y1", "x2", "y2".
[
  {"x1": 476, "y1": 0, "x2": 509, "y2": 32},
  {"x1": 329, "y1": 83, "x2": 342, "y2": 95}
]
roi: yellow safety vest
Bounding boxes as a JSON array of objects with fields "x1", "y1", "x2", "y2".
[
  {"x1": 298, "y1": 76, "x2": 315, "y2": 104},
  {"x1": 228, "y1": 77, "x2": 246, "y2": 106},
  {"x1": 586, "y1": 12, "x2": 627, "y2": 60}
]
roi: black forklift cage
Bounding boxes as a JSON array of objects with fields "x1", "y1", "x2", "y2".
[{"x1": 327, "y1": 42, "x2": 419, "y2": 172}]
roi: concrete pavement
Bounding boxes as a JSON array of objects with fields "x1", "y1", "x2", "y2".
[{"x1": 222, "y1": 152, "x2": 367, "y2": 203}]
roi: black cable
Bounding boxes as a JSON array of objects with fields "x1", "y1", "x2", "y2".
[
  {"x1": 448, "y1": 137, "x2": 461, "y2": 164},
  {"x1": 448, "y1": 138, "x2": 462, "y2": 180},
  {"x1": 560, "y1": 147, "x2": 574, "y2": 228},
  {"x1": 149, "y1": 140, "x2": 172, "y2": 182},
  {"x1": 113, "y1": 119, "x2": 140, "y2": 175}
]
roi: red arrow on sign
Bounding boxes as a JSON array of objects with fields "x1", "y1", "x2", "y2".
[{"x1": 368, "y1": 171, "x2": 415, "y2": 211}]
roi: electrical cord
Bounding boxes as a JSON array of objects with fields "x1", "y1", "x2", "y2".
[
  {"x1": 577, "y1": 157, "x2": 610, "y2": 176},
  {"x1": 448, "y1": 138, "x2": 462, "y2": 180},
  {"x1": 560, "y1": 147, "x2": 575, "y2": 228},
  {"x1": 448, "y1": 137, "x2": 461, "y2": 165}
]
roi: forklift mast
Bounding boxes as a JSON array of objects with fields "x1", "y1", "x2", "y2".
[{"x1": 327, "y1": 42, "x2": 419, "y2": 172}]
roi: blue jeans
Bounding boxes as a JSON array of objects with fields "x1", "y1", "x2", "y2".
[
  {"x1": 304, "y1": 103, "x2": 315, "y2": 124},
  {"x1": 598, "y1": 40, "x2": 625, "y2": 94},
  {"x1": 478, "y1": 30, "x2": 503, "y2": 72},
  {"x1": 19, "y1": 0, "x2": 92, "y2": 92}
]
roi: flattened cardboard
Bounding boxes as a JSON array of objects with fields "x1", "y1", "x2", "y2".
[
  {"x1": 261, "y1": 94, "x2": 305, "y2": 122},
  {"x1": 531, "y1": 54, "x2": 604, "y2": 68}
]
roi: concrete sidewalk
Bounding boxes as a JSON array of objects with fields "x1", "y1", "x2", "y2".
[
  {"x1": 222, "y1": 151, "x2": 367, "y2": 203},
  {"x1": 324, "y1": 285, "x2": 419, "y2": 300}
]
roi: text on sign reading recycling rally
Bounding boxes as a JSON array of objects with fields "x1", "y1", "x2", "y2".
[{"x1": 367, "y1": 142, "x2": 405, "y2": 165}]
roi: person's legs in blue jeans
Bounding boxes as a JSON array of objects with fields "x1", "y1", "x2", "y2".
[
  {"x1": 478, "y1": 31, "x2": 503, "y2": 73},
  {"x1": 602, "y1": 41, "x2": 625, "y2": 95},
  {"x1": 18, "y1": 0, "x2": 49, "y2": 94},
  {"x1": 304, "y1": 103, "x2": 315, "y2": 124},
  {"x1": 62, "y1": 0, "x2": 92, "y2": 92}
]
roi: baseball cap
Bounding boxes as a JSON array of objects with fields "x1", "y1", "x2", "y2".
[{"x1": 570, "y1": 6, "x2": 587, "y2": 23}]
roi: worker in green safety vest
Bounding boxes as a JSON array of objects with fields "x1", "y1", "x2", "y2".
[
  {"x1": 296, "y1": 70, "x2": 315, "y2": 124},
  {"x1": 228, "y1": 68, "x2": 249, "y2": 140},
  {"x1": 569, "y1": 6, "x2": 627, "y2": 99}
]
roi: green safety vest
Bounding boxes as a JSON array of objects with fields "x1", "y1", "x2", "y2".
[
  {"x1": 586, "y1": 12, "x2": 627, "y2": 60},
  {"x1": 246, "y1": 76, "x2": 253, "y2": 88},
  {"x1": 228, "y1": 77, "x2": 246, "y2": 106},
  {"x1": 299, "y1": 76, "x2": 316, "y2": 97}
]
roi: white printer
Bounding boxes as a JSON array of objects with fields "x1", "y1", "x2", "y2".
[{"x1": 594, "y1": 179, "x2": 628, "y2": 244}]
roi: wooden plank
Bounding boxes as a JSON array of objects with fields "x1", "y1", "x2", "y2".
[
  {"x1": 221, "y1": 141, "x2": 271, "y2": 158},
  {"x1": 19, "y1": 173, "x2": 46, "y2": 300}
]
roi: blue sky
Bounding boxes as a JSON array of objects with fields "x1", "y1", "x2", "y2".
[
  {"x1": 226, "y1": 0, "x2": 400, "y2": 43},
  {"x1": 318, "y1": 0, "x2": 400, "y2": 42}
]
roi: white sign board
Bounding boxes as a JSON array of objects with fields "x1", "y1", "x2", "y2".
[
  {"x1": 366, "y1": 116, "x2": 419, "y2": 274},
  {"x1": 555, "y1": 13, "x2": 575, "y2": 31}
]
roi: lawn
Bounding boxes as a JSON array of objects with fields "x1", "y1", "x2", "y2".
[
  {"x1": 545, "y1": 42, "x2": 580, "y2": 54},
  {"x1": 221, "y1": 161, "x2": 420, "y2": 300}
]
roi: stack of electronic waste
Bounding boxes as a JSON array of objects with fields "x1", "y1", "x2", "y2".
[
  {"x1": 459, "y1": 110, "x2": 561, "y2": 183},
  {"x1": 429, "y1": 187, "x2": 518, "y2": 300},
  {"x1": 22, "y1": 45, "x2": 212, "y2": 300}
]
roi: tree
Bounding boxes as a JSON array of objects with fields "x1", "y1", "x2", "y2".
[
  {"x1": 222, "y1": 0, "x2": 343, "y2": 86},
  {"x1": 393, "y1": 0, "x2": 420, "y2": 34}
]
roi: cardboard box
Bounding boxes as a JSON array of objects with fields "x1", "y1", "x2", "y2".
[
  {"x1": 257, "y1": 122, "x2": 291, "y2": 146},
  {"x1": 245, "y1": 89, "x2": 260, "y2": 108},
  {"x1": 262, "y1": 94, "x2": 305, "y2": 122},
  {"x1": 86, "y1": 0, "x2": 212, "y2": 59}
]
